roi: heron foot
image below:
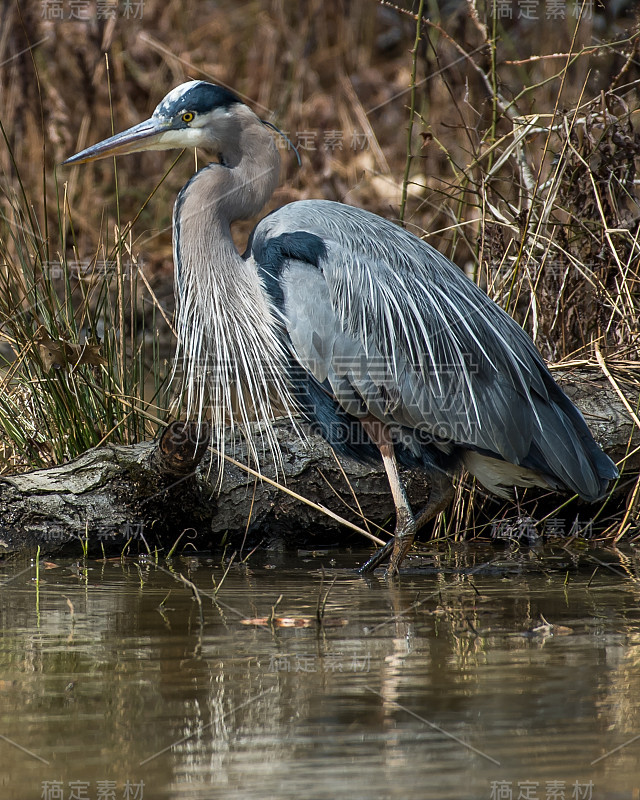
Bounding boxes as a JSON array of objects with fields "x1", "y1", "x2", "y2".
[
  {"x1": 385, "y1": 509, "x2": 417, "y2": 577},
  {"x1": 358, "y1": 509, "x2": 417, "y2": 577},
  {"x1": 358, "y1": 539, "x2": 395, "y2": 574}
]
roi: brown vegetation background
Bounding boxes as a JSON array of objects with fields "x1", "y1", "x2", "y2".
[{"x1": 1, "y1": 1, "x2": 637, "y2": 347}]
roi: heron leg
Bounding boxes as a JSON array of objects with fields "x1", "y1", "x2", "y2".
[
  {"x1": 359, "y1": 421, "x2": 455, "y2": 576},
  {"x1": 415, "y1": 469, "x2": 455, "y2": 531},
  {"x1": 358, "y1": 420, "x2": 417, "y2": 577}
]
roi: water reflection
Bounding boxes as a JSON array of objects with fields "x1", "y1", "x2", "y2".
[{"x1": 0, "y1": 546, "x2": 638, "y2": 799}]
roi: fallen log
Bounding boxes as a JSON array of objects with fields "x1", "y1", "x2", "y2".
[{"x1": 0, "y1": 370, "x2": 636, "y2": 556}]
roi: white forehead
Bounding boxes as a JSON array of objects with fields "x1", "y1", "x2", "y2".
[{"x1": 154, "y1": 81, "x2": 203, "y2": 117}]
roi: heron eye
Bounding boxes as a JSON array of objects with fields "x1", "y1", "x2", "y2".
[{"x1": 181, "y1": 112, "x2": 194, "y2": 123}]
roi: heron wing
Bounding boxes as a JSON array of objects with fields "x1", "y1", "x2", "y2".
[{"x1": 249, "y1": 199, "x2": 616, "y2": 499}]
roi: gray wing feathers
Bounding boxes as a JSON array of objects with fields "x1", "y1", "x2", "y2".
[{"x1": 254, "y1": 199, "x2": 615, "y2": 499}]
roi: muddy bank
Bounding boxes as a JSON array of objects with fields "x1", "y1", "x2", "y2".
[{"x1": 0, "y1": 371, "x2": 634, "y2": 556}]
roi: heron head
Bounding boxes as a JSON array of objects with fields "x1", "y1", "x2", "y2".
[{"x1": 63, "y1": 80, "x2": 246, "y2": 165}]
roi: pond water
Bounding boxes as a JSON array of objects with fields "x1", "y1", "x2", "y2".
[{"x1": 0, "y1": 545, "x2": 639, "y2": 800}]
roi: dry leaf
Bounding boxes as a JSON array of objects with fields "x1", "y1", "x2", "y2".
[
  {"x1": 35, "y1": 330, "x2": 106, "y2": 372},
  {"x1": 240, "y1": 615, "x2": 347, "y2": 628}
]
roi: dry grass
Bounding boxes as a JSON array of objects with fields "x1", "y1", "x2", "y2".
[{"x1": 0, "y1": 0, "x2": 639, "y2": 538}]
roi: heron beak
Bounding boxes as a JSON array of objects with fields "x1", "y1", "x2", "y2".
[{"x1": 62, "y1": 117, "x2": 173, "y2": 165}]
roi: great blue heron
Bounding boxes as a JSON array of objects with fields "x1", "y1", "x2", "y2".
[{"x1": 64, "y1": 80, "x2": 618, "y2": 576}]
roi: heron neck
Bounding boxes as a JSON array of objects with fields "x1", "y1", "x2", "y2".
[
  {"x1": 171, "y1": 120, "x2": 289, "y2": 449},
  {"x1": 173, "y1": 112, "x2": 281, "y2": 310},
  {"x1": 200, "y1": 107, "x2": 282, "y2": 227},
  {"x1": 173, "y1": 160, "x2": 270, "y2": 328}
]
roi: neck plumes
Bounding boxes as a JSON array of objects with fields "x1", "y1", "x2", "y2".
[{"x1": 172, "y1": 109, "x2": 294, "y2": 475}]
